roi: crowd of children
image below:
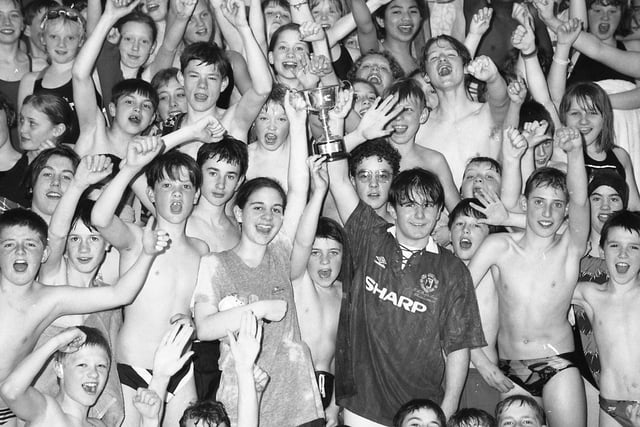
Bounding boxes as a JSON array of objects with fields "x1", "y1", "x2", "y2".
[{"x1": 0, "y1": 0, "x2": 640, "y2": 425}]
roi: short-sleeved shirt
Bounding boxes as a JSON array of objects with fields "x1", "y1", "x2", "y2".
[
  {"x1": 191, "y1": 234, "x2": 324, "y2": 427},
  {"x1": 336, "y1": 201, "x2": 486, "y2": 425}
]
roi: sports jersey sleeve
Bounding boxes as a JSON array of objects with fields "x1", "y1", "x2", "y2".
[
  {"x1": 440, "y1": 260, "x2": 487, "y2": 354},
  {"x1": 344, "y1": 201, "x2": 389, "y2": 265}
]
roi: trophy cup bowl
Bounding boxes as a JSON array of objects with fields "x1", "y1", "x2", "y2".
[{"x1": 300, "y1": 82, "x2": 350, "y2": 162}]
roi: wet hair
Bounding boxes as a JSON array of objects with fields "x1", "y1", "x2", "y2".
[
  {"x1": 523, "y1": 166, "x2": 568, "y2": 200},
  {"x1": 111, "y1": 78, "x2": 160, "y2": 111},
  {"x1": 518, "y1": 100, "x2": 555, "y2": 136},
  {"x1": 22, "y1": 94, "x2": 74, "y2": 144},
  {"x1": 448, "y1": 408, "x2": 496, "y2": 427},
  {"x1": 0, "y1": 91, "x2": 16, "y2": 128},
  {"x1": 55, "y1": 326, "x2": 112, "y2": 364},
  {"x1": 559, "y1": 82, "x2": 615, "y2": 152},
  {"x1": 599, "y1": 210, "x2": 640, "y2": 248},
  {"x1": 0, "y1": 208, "x2": 48, "y2": 246},
  {"x1": 393, "y1": 399, "x2": 446, "y2": 427},
  {"x1": 347, "y1": 51, "x2": 405, "y2": 90},
  {"x1": 197, "y1": 134, "x2": 249, "y2": 178},
  {"x1": 309, "y1": 0, "x2": 346, "y2": 17},
  {"x1": 465, "y1": 157, "x2": 503, "y2": 177},
  {"x1": 179, "y1": 400, "x2": 230, "y2": 427},
  {"x1": 421, "y1": 35, "x2": 472, "y2": 71},
  {"x1": 496, "y1": 395, "x2": 545, "y2": 425},
  {"x1": 383, "y1": 78, "x2": 426, "y2": 110},
  {"x1": 146, "y1": 150, "x2": 202, "y2": 190},
  {"x1": 261, "y1": 0, "x2": 290, "y2": 12},
  {"x1": 448, "y1": 198, "x2": 505, "y2": 234},
  {"x1": 352, "y1": 77, "x2": 377, "y2": 93},
  {"x1": 27, "y1": 146, "x2": 80, "y2": 199},
  {"x1": 388, "y1": 168, "x2": 445, "y2": 210},
  {"x1": 250, "y1": 84, "x2": 288, "y2": 140},
  {"x1": 70, "y1": 198, "x2": 99, "y2": 233},
  {"x1": 150, "y1": 67, "x2": 180, "y2": 92},
  {"x1": 180, "y1": 41, "x2": 232, "y2": 81},
  {"x1": 235, "y1": 177, "x2": 287, "y2": 210},
  {"x1": 587, "y1": 0, "x2": 631, "y2": 37},
  {"x1": 116, "y1": 10, "x2": 157, "y2": 44},
  {"x1": 348, "y1": 138, "x2": 401, "y2": 178},
  {"x1": 268, "y1": 23, "x2": 311, "y2": 54},
  {"x1": 22, "y1": 0, "x2": 58, "y2": 26}
]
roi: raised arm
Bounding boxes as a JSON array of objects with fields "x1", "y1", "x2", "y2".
[
  {"x1": 547, "y1": 19, "x2": 581, "y2": 108},
  {"x1": 91, "y1": 137, "x2": 164, "y2": 251},
  {"x1": 281, "y1": 91, "x2": 310, "y2": 240},
  {"x1": 349, "y1": 0, "x2": 386, "y2": 54},
  {"x1": 221, "y1": 0, "x2": 273, "y2": 139},
  {"x1": 500, "y1": 127, "x2": 528, "y2": 210},
  {"x1": 572, "y1": 29, "x2": 640, "y2": 78},
  {"x1": 555, "y1": 127, "x2": 589, "y2": 251},
  {"x1": 249, "y1": 0, "x2": 268, "y2": 54},
  {"x1": 40, "y1": 155, "x2": 114, "y2": 280},
  {"x1": 0, "y1": 328, "x2": 87, "y2": 422},
  {"x1": 466, "y1": 56, "x2": 509, "y2": 126},
  {"x1": 464, "y1": 7, "x2": 492, "y2": 58},
  {"x1": 291, "y1": 155, "x2": 329, "y2": 281}
]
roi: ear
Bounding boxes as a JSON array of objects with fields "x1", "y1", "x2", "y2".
[
  {"x1": 419, "y1": 107, "x2": 429, "y2": 124},
  {"x1": 519, "y1": 194, "x2": 527, "y2": 212},
  {"x1": 41, "y1": 245, "x2": 50, "y2": 264},
  {"x1": 54, "y1": 359, "x2": 64, "y2": 379},
  {"x1": 177, "y1": 70, "x2": 185, "y2": 86},
  {"x1": 375, "y1": 15, "x2": 384, "y2": 28},
  {"x1": 220, "y1": 76, "x2": 229, "y2": 93},
  {"x1": 108, "y1": 102, "x2": 117, "y2": 118},
  {"x1": 268, "y1": 51, "x2": 274, "y2": 65},
  {"x1": 349, "y1": 175, "x2": 356, "y2": 187},
  {"x1": 24, "y1": 25, "x2": 31, "y2": 38},
  {"x1": 234, "y1": 176, "x2": 246, "y2": 192},
  {"x1": 387, "y1": 203, "x2": 397, "y2": 221},
  {"x1": 193, "y1": 189, "x2": 201, "y2": 204},
  {"x1": 147, "y1": 187, "x2": 155, "y2": 204},
  {"x1": 233, "y1": 205, "x2": 243, "y2": 224},
  {"x1": 52, "y1": 123, "x2": 66, "y2": 138},
  {"x1": 150, "y1": 42, "x2": 157, "y2": 56}
]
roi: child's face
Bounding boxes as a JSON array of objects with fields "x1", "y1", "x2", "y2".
[
  {"x1": 141, "y1": 0, "x2": 169, "y2": 22},
  {"x1": 498, "y1": 404, "x2": 544, "y2": 427},
  {"x1": 590, "y1": 185, "x2": 624, "y2": 234},
  {"x1": 0, "y1": 225, "x2": 47, "y2": 287},
  {"x1": 255, "y1": 102, "x2": 289, "y2": 151},
  {"x1": 66, "y1": 220, "x2": 108, "y2": 274},
  {"x1": 460, "y1": 161, "x2": 502, "y2": 198},
  {"x1": 184, "y1": 419, "x2": 229, "y2": 427},
  {"x1": 43, "y1": 20, "x2": 84, "y2": 64},
  {"x1": 184, "y1": 0, "x2": 214, "y2": 44},
  {"x1": 389, "y1": 192, "x2": 441, "y2": 244},
  {"x1": 32, "y1": 155, "x2": 75, "y2": 216},
  {"x1": 268, "y1": 28, "x2": 309, "y2": 79},
  {"x1": 59, "y1": 345, "x2": 110, "y2": 408},
  {"x1": 157, "y1": 78, "x2": 187, "y2": 121},
  {"x1": 602, "y1": 226, "x2": 640, "y2": 285},
  {"x1": 450, "y1": 214, "x2": 490, "y2": 262},
  {"x1": 0, "y1": 0, "x2": 23, "y2": 44},
  {"x1": 263, "y1": 2, "x2": 291, "y2": 41},
  {"x1": 588, "y1": 2, "x2": 622, "y2": 41},
  {"x1": 351, "y1": 156, "x2": 394, "y2": 211},
  {"x1": 149, "y1": 168, "x2": 199, "y2": 224},
  {"x1": 564, "y1": 98, "x2": 603, "y2": 148},
  {"x1": 307, "y1": 237, "x2": 342, "y2": 287},
  {"x1": 27, "y1": 8, "x2": 47, "y2": 51},
  {"x1": 534, "y1": 137, "x2": 553, "y2": 169},
  {"x1": 355, "y1": 54, "x2": 394, "y2": 95},
  {"x1": 400, "y1": 408, "x2": 443, "y2": 427},
  {"x1": 381, "y1": 0, "x2": 421, "y2": 43},
  {"x1": 311, "y1": 0, "x2": 341, "y2": 30},
  {"x1": 19, "y1": 103, "x2": 62, "y2": 152},
  {"x1": 112, "y1": 92, "x2": 156, "y2": 135},
  {"x1": 524, "y1": 185, "x2": 567, "y2": 238},
  {"x1": 200, "y1": 155, "x2": 243, "y2": 207},
  {"x1": 233, "y1": 187, "x2": 285, "y2": 246},
  {"x1": 182, "y1": 61, "x2": 228, "y2": 112},
  {"x1": 352, "y1": 81, "x2": 377, "y2": 117},
  {"x1": 388, "y1": 95, "x2": 427, "y2": 145},
  {"x1": 118, "y1": 21, "x2": 155, "y2": 70},
  {"x1": 424, "y1": 39, "x2": 465, "y2": 90}
]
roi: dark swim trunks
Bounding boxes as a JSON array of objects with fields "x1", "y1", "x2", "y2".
[
  {"x1": 0, "y1": 407, "x2": 15, "y2": 425},
  {"x1": 315, "y1": 371, "x2": 335, "y2": 409},
  {"x1": 117, "y1": 361, "x2": 193, "y2": 402},
  {"x1": 499, "y1": 352, "x2": 579, "y2": 397},
  {"x1": 599, "y1": 396, "x2": 640, "y2": 427}
]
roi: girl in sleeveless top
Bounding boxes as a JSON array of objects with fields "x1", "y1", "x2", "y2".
[
  {"x1": 17, "y1": 6, "x2": 94, "y2": 145},
  {"x1": 560, "y1": 82, "x2": 640, "y2": 209},
  {"x1": 19, "y1": 94, "x2": 75, "y2": 163}
]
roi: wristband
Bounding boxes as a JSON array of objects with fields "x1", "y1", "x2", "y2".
[
  {"x1": 521, "y1": 48, "x2": 538, "y2": 59},
  {"x1": 552, "y1": 55, "x2": 570, "y2": 65}
]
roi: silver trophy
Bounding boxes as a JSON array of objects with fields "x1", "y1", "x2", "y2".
[{"x1": 300, "y1": 82, "x2": 350, "y2": 161}]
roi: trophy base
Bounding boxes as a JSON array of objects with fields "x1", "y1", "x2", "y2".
[{"x1": 314, "y1": 138, "x2": 347, "y2": 162}]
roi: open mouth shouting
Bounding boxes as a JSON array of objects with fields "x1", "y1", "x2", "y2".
[
  {"x1": 598, "y1": 23, "x2": 611, "y2": 34},
  {"x1": 282, "y1": 60, "x2": 297, "y2": 73},
  {"x1": 615, "y1": 262, "x2": 630, "y2": 274},
  {"x1": 170, "y1": 200, "x2": 183, "y2": 214},
  {"x1": 256, "y1": 223, "x2": 274, "y2": 235},
  {"x1": 598, "y1": 213, "x2": 612, "y2": 223},
  {"x1": 46, "y1": 191, "x2": 62, "y2": 200},
  {"x1": 264, "y1": 132, "x2": 278, "y2": 145},
  {"x1": 317, "y1": 268, "x2": 333, "y2": 279},
  {"x1": 437, "y1": 62, "x2": 452, "y2": 76},
  {"x1": 82, "y1": 382, "x2": 99, "y2": 394},
  {"x1": 538, "y1": 220, "x2": 554, "y2": 229},
  {"x1": 459, "y1": 237, "x2": 472, "y2": 250},
  {"x1": 398, "y1": 24, "x2": 414, "y2": 34},
  {"x1": 128, "y1": 113, "x2": 142, "y2": 125},
  {"x1": 13, "y1": 260, "x2": 28, "y2": 273}
]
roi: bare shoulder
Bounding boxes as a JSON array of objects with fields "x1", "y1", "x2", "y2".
[
  {"x1": 188, "y1": 235, "x2": 210, "y2": 255},
  {"x1": 613, "y1": 146, "x2": 632, "y2": 163}
]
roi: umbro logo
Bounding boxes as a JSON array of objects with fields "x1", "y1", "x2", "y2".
[{"x1": 374, "y1": 256, "x2": 387, "y2": 269}]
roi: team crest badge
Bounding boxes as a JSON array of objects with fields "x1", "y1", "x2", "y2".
[{"x1": 420, "y1": 273, "x2": 439, "y2": 293}]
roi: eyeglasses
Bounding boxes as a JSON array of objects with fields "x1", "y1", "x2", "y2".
[
  {"x1": 356, "y1": 170, "x2": 392, "y2": 184},
  {"x1": 41, "y1": 8, "x2": 85, "y2": 30}
]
